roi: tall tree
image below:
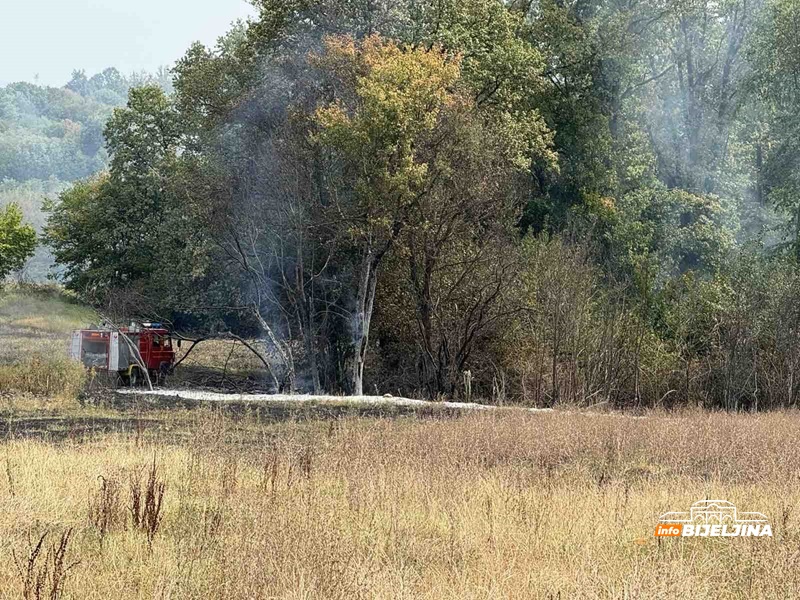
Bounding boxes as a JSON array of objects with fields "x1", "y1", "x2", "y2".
[
  {"x1": 312, "y1": 34, "x2": 555, "y2": 395},
  {"x1": 310, "y1": 36, "x2": 470, "y2": 394}
]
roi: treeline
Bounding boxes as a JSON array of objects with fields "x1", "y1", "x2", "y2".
[
  {"x1": 41, "y1": 0, "x2": 800, "y2": 408},
  {"x1": 0, "y1": 68, "x2": 171, "y2": 279},
  {"x1": 0, "y1": 68, "x2": 171, "y2": 182}
]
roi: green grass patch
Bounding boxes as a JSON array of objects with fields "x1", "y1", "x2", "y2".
[
  {"x1": 0, "y1": 283, "x2": 96, "y2": 334},
  {"x1": 0, "y1": 284, "x2": 95, "y2": 402}
]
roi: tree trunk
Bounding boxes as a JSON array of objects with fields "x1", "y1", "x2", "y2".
[
  {"x1": 252, "y1": 307, "x2": 295, "y2": 392},
  {"x1": 350, "y1": 249, "x2": 379, "y2": 396},
  {"x1": 294, "y1": 243, "x2": 322, "y2": 393},
  {"x1": 304, "y1": 314, "x2": 322, "y2": 393},
  {"x1": 297, "y1": 295, "x2": 321, "y2": 394},
  {"x1": 410, "y1": 242, "x2": 439, "y2": 397},
  {"x1": 795, "y1": 202, "x2": 800, "y2": 262}
]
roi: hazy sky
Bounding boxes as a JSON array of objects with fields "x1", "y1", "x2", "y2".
[{"x1": 0, "y1": 0, "x2": 256, "y2": 87}]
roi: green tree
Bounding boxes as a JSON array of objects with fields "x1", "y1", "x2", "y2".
[
  {"x1": 312, "y1": 34, "x2": 555, "y2": 395},
  {"x1": 44, "y1": 86, "x2": 223, "y2": 322},
  {"x1": 310, "y1": 36, "x2": 473, "y2": 394},
  {"x1": 45, "y1": 86, "x2": 181, "y2": 300},
  {"x1": 0, "y1": 203, "x2": 36, "y2": 280}
]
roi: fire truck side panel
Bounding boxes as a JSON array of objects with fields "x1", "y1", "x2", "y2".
[
  {"x1": 70, "y1": 331, "x2": 81, "y2": 362},
  {"x1": 110, "y1": 332, "x2": 120, "y2": 371},
  {"x1": 136, "y1": 330, "x2": 173, "y2": 371},
  {"x1": 70, "y1": 327, "x2": 176, "y2": 377}
]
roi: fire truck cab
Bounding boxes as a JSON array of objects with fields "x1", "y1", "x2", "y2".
[{"x1": 70, "y1": 323, "x2": 176, "y2": 385}]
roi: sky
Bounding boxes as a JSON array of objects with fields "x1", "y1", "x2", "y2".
[{"x1": 0, "y1": 0, "x2": 256, "y2": 87}]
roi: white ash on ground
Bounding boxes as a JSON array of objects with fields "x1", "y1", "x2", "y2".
[{"x1": 116, "y1": 388, "x2": 555, "y2": 413}]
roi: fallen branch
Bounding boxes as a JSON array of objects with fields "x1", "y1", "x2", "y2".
[
  {"x1": 171, "y1": 334, "x2": 280, "y2": 390},
  {"x1": 170, "y1": 337, "x2": 207, "y2": 371}
]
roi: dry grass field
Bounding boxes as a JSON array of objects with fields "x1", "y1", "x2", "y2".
[
  {"x1": 0, "y1": 410, "x2": 797, "y2": 599},
  {"x1": 0, "y1": 286, "x2": 796, "y2": 599}
]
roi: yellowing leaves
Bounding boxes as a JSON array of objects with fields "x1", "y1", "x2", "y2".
[
  {"x1": 309, "y1": 34, "x2": 469, "y2": 235},
  {"x1": 358, "y1": 36, "x2": 461, "y2": 133},
  {"x1": 308, "y1": 32, "x2": 556, "y2": 246},
  {"x1": 312, "y1": 35, "x2": 463, "y2": 150}
]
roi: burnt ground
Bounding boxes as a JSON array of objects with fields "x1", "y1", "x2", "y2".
[
  {"x1": 104, "y1": 388, "x2": 463, "y2": 421},
  {"x1": 167, "y1": 365, "x2": 278, "y2": 393},
  {"x1": 0, "y1": 386, "x2": 467, "y2": 443}
]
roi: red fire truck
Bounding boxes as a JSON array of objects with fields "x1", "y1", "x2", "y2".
[{"x1": 70, "y1": 323, "x2": 177, "y2": 385}]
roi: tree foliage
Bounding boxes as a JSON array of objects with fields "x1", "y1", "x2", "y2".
[
  {"x1": 0, "y1": 203, "x2": 36, "y2": 281},
  {"x1": 41, "y1": 0, "x2": 800, "y2": 408}
]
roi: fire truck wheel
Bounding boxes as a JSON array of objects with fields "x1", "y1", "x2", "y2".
[
  {"x1": 128, "y1": 367, "x2": 140, "y2": 387},
  {"x1": 158, "y1": 362, "x2": 170, "y2": 384}
]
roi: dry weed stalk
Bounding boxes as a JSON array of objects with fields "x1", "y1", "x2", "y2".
[
  {"x1": 299, "y1": 444, "x2": 314, "y2": 479},
  {"x1": 130, "y1": 456, "x2": 166, "y2": 546},
  {"x1": 219, "y1": 454, "x2": 239, "y2": 499},
  {"x1": 261, "y1": 450, "x2": 280, "y2": 500},
  {"x1": 88, "y1": 475, "x2": 123, "y2": 548},
  {"x1": 5, "y1": 456, "x2": 15, "y2": 497},
  {"x1": 12, "y1": 529, "x2": 79, "y2": 600}
]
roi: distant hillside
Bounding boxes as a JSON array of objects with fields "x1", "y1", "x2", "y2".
[{"x1": 0, "y1": 68, "x2": 171, "y2": 280}]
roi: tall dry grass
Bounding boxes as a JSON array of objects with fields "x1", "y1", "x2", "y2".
[{"x1": 0, "y1": 409, "x2": 796, "y2": 598}]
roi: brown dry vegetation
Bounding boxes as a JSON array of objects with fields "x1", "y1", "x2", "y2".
[
  {"x1": 177, "y1": 340, "x2": 267, "y2": 375},
  {"x1": 169, "y1": 338, "x2": 272, "y2": 391},
  {"x1": 0, "y1": 408, "x2": 797, "y2": 599}
]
